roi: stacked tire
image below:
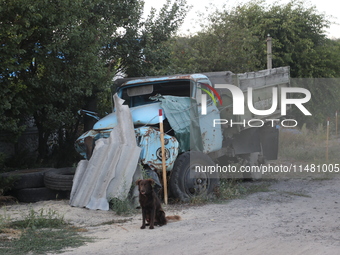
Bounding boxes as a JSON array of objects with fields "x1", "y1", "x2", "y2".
[
  {"x1": 1, "y1": 167, "x2": 75, "y2": 203},
  {"x1": 44, "y1": 168, "x2": 75, "y2": 192}
]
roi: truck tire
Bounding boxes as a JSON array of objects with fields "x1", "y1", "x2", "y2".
[
  {"x1": 0, "y1": 168, "x2": 54, "y2": 190},
  {"x1": 44, "y1": 167, "x2": 75, "y2": 191},
  {"x1": 242, "y1": 152, "x2": 263, "y2": 180},
  {"x1": 169, "y1": 151, "x2": 219, "y2": 202}
]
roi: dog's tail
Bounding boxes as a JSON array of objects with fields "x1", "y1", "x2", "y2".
[{"x1": 166, "y1": 215, "x2": 181, "y2": 222}]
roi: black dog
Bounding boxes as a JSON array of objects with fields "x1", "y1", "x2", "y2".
[{"x1": 136, "y1": 179, "x2": 167, "y2": 229}]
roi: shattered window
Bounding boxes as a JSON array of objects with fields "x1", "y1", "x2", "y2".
[{"x1": 120, "y1": 80, "x2": 192, "y2": 107}]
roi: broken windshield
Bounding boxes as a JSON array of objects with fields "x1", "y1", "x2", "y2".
[{"x1": 119, "y1": 80, "x2": 193, "y2": 107}]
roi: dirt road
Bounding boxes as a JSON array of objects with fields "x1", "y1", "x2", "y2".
[{"x1": 3, "y1": 176, "x2": 340, "y2": 255}]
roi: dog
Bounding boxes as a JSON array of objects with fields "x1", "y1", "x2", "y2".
[
  {"x1": 136, "y1": 179, "x2": 182, "y2": 229},
  {"x1": 136, "y1": 179, "x2": 167, "y2": 229}
]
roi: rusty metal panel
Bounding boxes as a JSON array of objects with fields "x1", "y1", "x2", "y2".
[
  {"x1": 136, "y1": 126, "x2": 179, "y2": 171},
  {"x1": 70, "y1": 94, "x2": 141, "y2": 210}
]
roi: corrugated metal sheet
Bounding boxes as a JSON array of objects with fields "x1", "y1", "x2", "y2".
[{"x1": 70, "y1": 94, "x2": 141, "y2": 210}]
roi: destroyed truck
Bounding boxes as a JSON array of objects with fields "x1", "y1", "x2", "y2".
[{"x1": 75, "y1": 66, "x2": 290, "y2": 201}]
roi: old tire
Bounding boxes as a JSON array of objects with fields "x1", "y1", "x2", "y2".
[
  {"x1": 12, "y1": 187, "x2": 70, "y2": 203},
  {"x1": 44, "y1": 167, "x2": 75, "y2": 191},
  {"x1": 169, "y1": 151, "x2": 219, "y2": 202},
  {"x1": 0, "y1": 168, "x2": 54, "y2": 190}
]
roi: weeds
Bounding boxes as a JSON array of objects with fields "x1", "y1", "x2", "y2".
[
  {"x1": 279, "y1": 124, "x2": 339, "y2": 163},
  {"x1": 189, "y1": 179, "x2": 271, "y2": 205},
  {"x1": 188, "y1": 194, "x2": 209, "y2": 205},
  {"x1": 216, "y1": 179, "x2": 270, "y2": 200},
  {"x1": 3, "y1": 227, "x2": 91, "y2": 255},
  {"x1": 12, "y1": 207, "x2": 66, "y2": 229},
  {"x1": 109, "y1": 197, "x2": 137, "y2": 216},
  {"x1": 0, "y1": 207, "x2": 93, "y2": 255}
]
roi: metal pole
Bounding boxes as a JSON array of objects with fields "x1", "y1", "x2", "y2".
[{"x1": 267, "y1": 34, "x2": 272, "y2": 69}]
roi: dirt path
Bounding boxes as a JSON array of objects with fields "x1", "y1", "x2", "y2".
[{"x1": 3, "y1": 176, "x2": 340, "y2": 255}]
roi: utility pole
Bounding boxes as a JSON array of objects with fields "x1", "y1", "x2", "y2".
[{"x1": 267, "y1": 34, "x2": 272, "y2": 69}]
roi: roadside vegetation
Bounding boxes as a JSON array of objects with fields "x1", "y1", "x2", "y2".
[
  {"x1": 109, "y1": 197, "x2": 138, "y2": 216},
  {"x1": 188, "y1": 179, "x2": 271, "y2": 205},
  {"x1": 279, "y1": 124, "x2": 339, "y2": 164},
  {"x1": 0, "y1": 207, "x2": 92, "y2": 255}
]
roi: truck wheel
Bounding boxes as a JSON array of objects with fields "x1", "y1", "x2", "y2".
[
  {"x1": 169, "y1": 151, "x2": 219, "y2": 202},
  {"x1": 242, "y1": 152, "x2": 263, "y2": 180}
]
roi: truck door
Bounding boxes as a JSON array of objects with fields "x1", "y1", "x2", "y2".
[{"x1": 195, "y1": 79, "x2": 223, "y2": 153}]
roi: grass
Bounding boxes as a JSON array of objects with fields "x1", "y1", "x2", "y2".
[
  {"x1": 0, "y1": 207, "x2": 93, "y2": 255},
  {"x1": 275, "y1": 124, "x2": 340, "y2": 179},
  {"x1": 189, "y1": 179, "x2": 271, "y2": 205},
  {"x1": 216, "y1": 179, "x2": 270, "y2": 200},
  {"x1": 279, "y1": 124, "x2": 340, "y2": 164}
]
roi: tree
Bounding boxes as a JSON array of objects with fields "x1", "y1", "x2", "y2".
[
  {"x1": 117, "y1": 0, "x2": 188, "y2": 76},
  {"x1": 0, "y1": 0, "x2": 187, "y2": 166},
  {"x1": 169, "y1": 0, "x2": 340, "y2": 78}
]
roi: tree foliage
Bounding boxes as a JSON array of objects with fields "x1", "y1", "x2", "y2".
[
  {"x1": 167, "y1": 0, "x2": 340, "y2": 127},
  {"x1": 0, "y1": 0, "x2": 187, "y2": 165},
  {"x1": 168, "y1": 0, "x2": 340, "y2": 78}
]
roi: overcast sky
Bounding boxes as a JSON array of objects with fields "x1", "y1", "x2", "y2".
[{"x1": 144, "y1": 0, "x2": 340, "y2": 39}]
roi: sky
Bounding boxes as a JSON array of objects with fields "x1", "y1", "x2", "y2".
[{"x1": 144, "y1": 0, "x2": 340, "y2": 39}]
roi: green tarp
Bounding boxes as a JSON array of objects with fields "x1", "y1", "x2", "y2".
[{"x1": 158, "y1": 96, "x2": 203, "y2": 153}]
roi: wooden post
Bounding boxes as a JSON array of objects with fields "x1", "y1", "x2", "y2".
[
  {"x1": 159, "y1": 109, "x2": 168, "y2": 204},
  {"x1": 326, "y1": 119, "x2": 329, "y2": 162},
  {"x1": 336, "y1": 111, "x2": 338, "y2": 137}
]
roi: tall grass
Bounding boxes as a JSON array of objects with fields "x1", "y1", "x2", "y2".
[{"x1": 279, "y1": 124, "x2": 339, "y2": 163}]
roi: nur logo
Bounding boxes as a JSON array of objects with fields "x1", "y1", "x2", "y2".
[
  {"x1": 199, "y1": 83, "x2": 223, "y2": 115},
  {"x1": 199, "y1": 83, "x2": 311, "y2": 116}
]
